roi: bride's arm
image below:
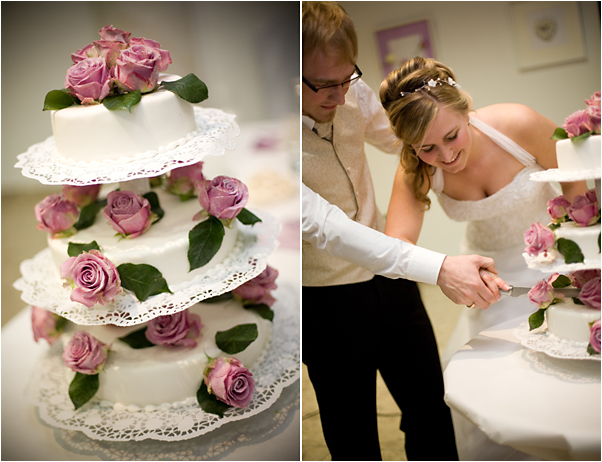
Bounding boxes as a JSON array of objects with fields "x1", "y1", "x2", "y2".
[{"x1": 384, "y1": 163, "x2": 427, "y2": 245}]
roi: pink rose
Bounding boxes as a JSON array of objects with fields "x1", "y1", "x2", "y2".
[
  {"x1": 60, "y1": 249, "x2": 121, "y2": 308},
  {"x1": 589, "y1": 319, "x2": 601, "y2": 353},
  {"x1": 62, "y1": 184, "x2": 101, "y2": 208},
  {"x1": 62, "y1": 331, "x2": 108, "y2": 375},
  {"x1": 197, "y1": 176, "x2": 249, "y2": 220},
  {"x1": 129, "y1": 37, "x2": 171, "y2": 72},
  {"x1": 563, "y1": 108, "x2": 600, "y2": 138},
  {"x1": 585, "y1": 188, "x2": 599, "y2": 205},
  {"x1": 204, "y1": 357, "x2": 255, "y2": 408},
  {"x1": 571, "y1": 269, "x2": 601, "y2": 288},
  {"x1": 547, "y1": 195, "x2": 571, "y2": 223},
  {"x1": 579, "y1": 277, "x2": 601, "y2": 309},
  {"x1": 567, "y1": 194, "x2": 600, "y2": 227},
  {"x1": 31, "y1": 306, "x2": 64, "y2": 345},
  {"x1": 232, "y1": 265, "x2": 279, "y2": 307},
  {"x1": 71, "y1": 43, "x2": 99, "y2": 64},
  {"x1": 528, "y1": 279, "x2": 556, "y2": 309},
  {"x1": 167, "y1": 162, "x2": 205, "y2": 199},
  {"x1": 145, "y1": 310, "x2": 203, "y2": 347},
  {"x1": 524, "y1": 222, "x2": 556, "y2": 256},
  {"x1": 585, "y1": 91, "x2": 601, "y2": 135},
  {"x1": 103, "y1": 190, "x2": 154, "y2": 238},
  {"x1": 98, "y1": 25, "x2": 131, "y2": 45},
  {"x1": 35, "y1": 193, "x2": 79, "y2": 238},
  {"x1": 112, "y1": 44, "x2": 161, "y2": 93},
  {"x1": 65, "y1": 57, "x2": 112, "y2": 105}
]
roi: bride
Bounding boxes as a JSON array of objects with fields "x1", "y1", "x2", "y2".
[{"x1": 379, "y1": 57, "x2": 588, "y2": 366}]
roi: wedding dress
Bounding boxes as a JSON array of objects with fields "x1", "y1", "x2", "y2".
[{"x1": 435, "y1": 116, "x2": 560, "y2": 368}]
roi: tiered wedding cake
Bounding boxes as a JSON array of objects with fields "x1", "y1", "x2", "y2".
[
  {"x1": 521, "y1": 92, "x2": 601, "y2": 357},
  {"x1": 14, "y1": 26, "x2": 297, "y2": 439}
]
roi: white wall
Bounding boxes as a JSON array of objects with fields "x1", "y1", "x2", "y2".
[
  {"x1": 1, "y1": 1, "x2": 299, "y2": 195},
  {"x1": 339, "y1": 1, "x2": 601, "y2": 255}
]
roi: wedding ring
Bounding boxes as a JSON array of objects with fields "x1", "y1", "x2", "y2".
[{"x1": 467, "y1": 303, "x2": 476, "y2": 308}]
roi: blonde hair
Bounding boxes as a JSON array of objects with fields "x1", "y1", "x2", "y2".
[
  {"x1": 379, "y1": 57, "x2": 472, "y2": 209},
  {"x1": 302, "y1": 1, "x2": 358, "y2": 63}
]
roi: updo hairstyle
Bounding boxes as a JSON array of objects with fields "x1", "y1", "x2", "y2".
[{"x1": 379, "y1": 57, "x2": 472, "y2": 209}]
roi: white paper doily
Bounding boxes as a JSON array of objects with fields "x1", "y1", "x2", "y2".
[
  {"x1": 15, "y1": 107, "x2": 240, "y2": 186},
  {"x1": 514, "y1": 321, "x2": 601, "y2": 361},
  {"x1": 26, "y1": 282, "x2": 300, "y2": 442},
  {"x1": 13, "y1": 216, "x2": 280, "y2": 326}
]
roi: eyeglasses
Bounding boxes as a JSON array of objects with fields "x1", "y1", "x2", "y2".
[{"x1": 302, "y1": 65, "x2": 362, "y2": 94}]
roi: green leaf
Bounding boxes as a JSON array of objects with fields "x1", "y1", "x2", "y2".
[
  {"x1": 571, "y1": 131, "x2": 594, "y2": 142},
  {"x1": 118, "y1": 327, "x2": 155, "y2": 349},
  {"x1": 188, "y1": 216, "x2": 225, "y2": 272},
  {"x1": 550, "y1": 127, "x2": 569, "y2": 140},
  {"x1": 236, "y1": 208, "x2": 262, "y2": 226},
  {"x1": 529, "y1": 309, "x2": 546, "y2": 331},
  {"x1": 142, "y1": 191, "x2": 165, "y2": 224},
  {"x1": 75, "y1": 198, "x2": 107, "y2": 231},
  {"x1": 587, "y1": 344, "x2": 599, "y2": 355},
  {"x1": 202, "y1": 292, "x2": 235, "y2": 303},
  {"x1": 117, "y1": 263, "x2": 172, "y2": 301},
  {"x1": 548, "y1": 222, "x2": 561, "y2": 231},
  {"x1": 102, "y1": 90, "x2": 142, "y2": 112},
  {"x1": 245, "y1": 303, "x2": 274, "y2": 322},
  {"x1": 572, "y1": 297, "x2": 585, "y2": 305},
  {"x1": 161, "y1": 73, "x2": 208, "y2": 104},
  {"x1": 196, "y1": 380, "x2": 230, "y2": 417},
  {"x1": 551, "y1": 274, "x2": 572, "y2": 289},
  {"x1": 215, "y1": 323, "x2": 258, "y2": 354},
  {"x1": 43, "y1": 89, "x2": 76, "y2": 111},
  {"x1": 69, "y1": 372, "x2": 99, "y2": 410},
  {"x1": 67, "y1": 241, "x2": 101, "y2": 257},
  {"x1": 556, "y1": 238, "x2": 584, "y2": 264}
]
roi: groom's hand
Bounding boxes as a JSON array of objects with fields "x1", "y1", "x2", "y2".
[{"x1": 436, "y1": 255, "x2": 510, "y2": 309}]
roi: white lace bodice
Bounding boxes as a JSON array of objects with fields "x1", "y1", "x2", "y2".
[{"x1": 434, "y1": 117, "x2": 559, "y2": 255}]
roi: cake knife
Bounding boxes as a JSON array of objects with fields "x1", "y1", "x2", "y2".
[{"x1": 500, "y1": 285, "x2": 581, "y2": 297}]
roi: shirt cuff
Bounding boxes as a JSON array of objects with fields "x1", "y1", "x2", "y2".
[{"x1": 405, "y1": 245, "x2": 446, "y2": 286}]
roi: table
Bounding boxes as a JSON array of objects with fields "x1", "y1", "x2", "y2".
[
  {"x1": 2, "y1": 118, "x2": 301, "y2": 460},
  {"x1": 444, "y1": 316, "x2": 601, "y2": 461}
]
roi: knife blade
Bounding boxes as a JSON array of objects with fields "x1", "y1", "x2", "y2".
[{"x1": 500, "y1": 285, "x2": 581, "y2": 297}]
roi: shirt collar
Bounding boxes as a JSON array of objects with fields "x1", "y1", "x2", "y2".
[{"x1": 302, "y1": 115, "x2": 316, "y2": 130}]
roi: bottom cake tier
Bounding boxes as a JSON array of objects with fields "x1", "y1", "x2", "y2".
[{"x1": 546, "y1": 300, "x2": 601, "y2": 346}]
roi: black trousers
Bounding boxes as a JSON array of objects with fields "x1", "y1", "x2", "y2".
[{"x1": 303, "y1": 276, "x2": 458, "y2": 461}]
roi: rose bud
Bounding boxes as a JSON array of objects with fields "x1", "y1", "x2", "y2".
[
  {"x1": 524, "y1": 222, "x2": 555, "y2": 256},
  {"x1": 204, "y1": 357, "x2": 255, "y2": 408},
  {"x1": 528, "y1": 279, "x2": 556, "y2": 309},
  {"x1": 145, "y1": 309, "x2": 203, "y2": 348},
  {"x1": 579, "y1": 277, "x2": 601, "y2": 310},
  {"x1": 166, "y1": 162, "x2": 205, "y2": 200},
  {"x1": 62, "y1": 184, "x2": 101, "y2": 208},
  {"x1": 60, "y1": 249, "x2": 121, "y2": 308},
  {"x1": 589, "y1": 319, "x2": 601, "y2": 354},
  {"x1": 31, "y1": 306, "x2": 64, "y2": 345},
  {"x1": 197, "y1": 176, "x2": 249, "y2": 221},
  {"x1": 103, "y1": 190, "x2": 155, "y2": 238},
  {"x1": 547, "y1": 195, "x2": 571, "y2": 223},
  {"x1": 232, "y1": 265, "x2": 279, "y2": 307},
  {"x1": 62, "y1": 331, "x2": 108, "y2": 375},
  {"x1": 65, "y1": 57, "x2": 112, "y2": 105},
  {"x1": 112, "y1": 44, "x2": 162, "y2": 93},
  {"x1": 35, "y1": 193, "x2": 79, "y2": 238},
  {"x1": 567, "y1": 194, "x2": 600, "y2": 227},
  {"x1": 129, "y1": 37, "x2": 171, "y2": 72}
]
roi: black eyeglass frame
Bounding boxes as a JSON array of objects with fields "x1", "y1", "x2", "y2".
[{"x1": 302, "y1": 65, "x2": 362, "y2": 93}]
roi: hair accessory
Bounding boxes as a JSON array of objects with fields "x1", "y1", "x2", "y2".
[{"x1": 400, "y1": 77, "x2": 460, "y2": 98}]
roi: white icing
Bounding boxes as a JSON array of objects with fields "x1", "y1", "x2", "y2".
[
  {"x1": 556, "y1": 135, "x2": 601, "y2": 173},
  {"x1": 47, "y1": 188, "x2": 239, "y2": 287},
  {"x1": 51, "y1": 75, "x2": 198, "y2": 163},
  {"x1": 62, "y1": 299, "x2": 272, "y2": 408},
  {"x1": 554, "y1": 222, "x2": 601, "y2": 265},
  {"x1": 546, "y1": 299, "x2": 600, "y2": 344}
]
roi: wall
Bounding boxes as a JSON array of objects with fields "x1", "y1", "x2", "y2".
[
  {"x1": 339, "y1": 1, "x2": 601, "y2": 255},
  {"x1": 1, "y1": 1, "x2": 299, "y2": 195}
]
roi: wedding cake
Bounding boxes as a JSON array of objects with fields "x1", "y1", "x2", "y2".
[
  {"x1": 15, "y1": 25, "x2": 294, "y2": 433},
  {"x1": 522, "y1": 91, "x2": 601, "y2": 356}
]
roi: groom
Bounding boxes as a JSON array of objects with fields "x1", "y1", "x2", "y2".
[{"x1": 302, "y1": 2, "x2": 505, "y2": 460}]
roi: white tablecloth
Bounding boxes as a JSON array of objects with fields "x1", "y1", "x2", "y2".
[{"x1": 444, "y1": 316, "x2": 601, "y2": 461}]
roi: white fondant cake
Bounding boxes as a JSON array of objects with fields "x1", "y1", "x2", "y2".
[
  {"x1": 51, "y1": 75, "x2": 197, "y2": 163},
  {"x1": 556, "y1": 135, "x2": 601, "y2": 173},
  {"x1": 546, "y1": 300, "x2": 600, "y2": 345},
  {"x1": 47, "y1": 188, "x2": 239, "y2": 288},
  {"x1": 61, "y1": 299, "x2": 271, "y2": 408},
  {"x1": 554, "y1": 222, "x2": 601, "y2": 265}
]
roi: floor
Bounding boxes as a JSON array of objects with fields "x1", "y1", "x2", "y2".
[{"x1": 301, "y1": 283, "x2": 464, "y2": 461}]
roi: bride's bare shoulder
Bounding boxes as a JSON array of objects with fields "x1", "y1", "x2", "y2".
[{"x1": 472, "y1": 104, "x2": 540, "y2": 129}]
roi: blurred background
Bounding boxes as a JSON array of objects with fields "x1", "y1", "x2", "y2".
[{"x1": 1, "y1": 1, "x2": 300, "y2": 326}]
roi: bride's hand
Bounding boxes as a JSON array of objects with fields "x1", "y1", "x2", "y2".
[{"x1": 437, "y1": 255, "x2": 510, "y2": 309}]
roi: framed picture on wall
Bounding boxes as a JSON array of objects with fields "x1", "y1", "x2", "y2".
[
  {"x1": 375, "y1": 19, "x2": 434, "y2": 79},
  {"x1": 511, "y1": 1, "x2": 586, "y2": 71}
]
